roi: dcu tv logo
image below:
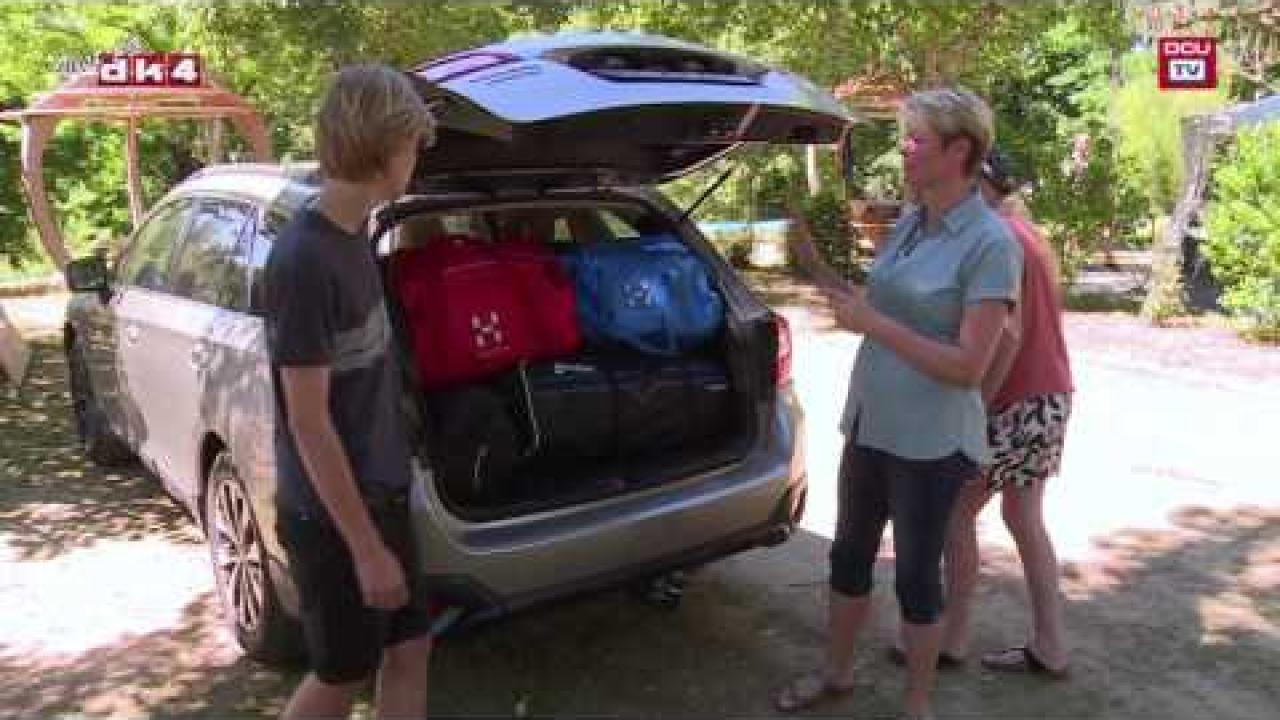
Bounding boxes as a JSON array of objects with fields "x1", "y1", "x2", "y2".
[{"x1": 1158, "y1": 37, "x2": 1217, "y2": 90}]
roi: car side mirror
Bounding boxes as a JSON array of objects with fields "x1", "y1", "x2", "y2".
[{"x1": 65, "y1": 256, "x2": 111, "y2": 295}]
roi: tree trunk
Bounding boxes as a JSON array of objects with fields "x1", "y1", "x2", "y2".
[{"x1": 1141, "y1": 116, "x2": 1216, "y2": 322}]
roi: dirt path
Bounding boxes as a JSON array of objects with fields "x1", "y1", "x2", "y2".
[{"x1": 1, "y1": 289, "x2": 1277, "y2": 718}]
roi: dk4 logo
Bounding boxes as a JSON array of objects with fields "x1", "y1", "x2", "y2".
[
  {"x1": 98, "y1": 53, "x2": 203, "y2": 87},
  {"x1": 1158, "y1": 37, "x2": 1217, "y2": 90}
]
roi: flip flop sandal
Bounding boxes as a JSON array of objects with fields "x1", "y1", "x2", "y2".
[
  {"x1": 773, "y1": 671, "x2": 855, "y2": 713},
  {"x1": 887, "y1": 645, "x2": 966, "y2": 670},
  {"x1": 981, "y1": 646, "x2": 1070, "y2": 679}
]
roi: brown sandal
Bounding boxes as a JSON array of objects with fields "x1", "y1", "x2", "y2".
[
  {"x1": 773, "y1": 671, "x2": 855, "y2": 713},
  {"x1": 981, "y1": 645, "x2": 1070, "y2": 679}
]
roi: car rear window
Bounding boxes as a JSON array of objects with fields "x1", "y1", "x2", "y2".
[{"x1": 391, "y1": 202, "x2": 671, "y2": 252}]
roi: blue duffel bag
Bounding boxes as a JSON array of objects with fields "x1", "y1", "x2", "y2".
[{"x1": 561, "y1": 234, "x2": 725, "y2": 356}]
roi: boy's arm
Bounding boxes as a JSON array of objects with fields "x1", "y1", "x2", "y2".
[{"x1": 280, "y1": 365, "x2": 408, "y2": 610}]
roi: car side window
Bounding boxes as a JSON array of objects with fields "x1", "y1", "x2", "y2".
[
  {"x1": 599, "y1": 210, "x2": 636, "y2": 239},
  {"x1": 168, "y1": 199, "x2": 254, "y2": 310},
  {"x1": 117, "y1": 201, "x2": 193, "y2": 291},
  {"x1": 247, "y1": 218, "x2": 275, "y2": 317}
]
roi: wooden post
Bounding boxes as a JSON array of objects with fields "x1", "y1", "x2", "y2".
[
  {"x1": 0, "y1": 303, "x2": 31, "y2": 388},
  {"x1": 125, "y1": 118, "x2": 145, "y2": 228},
  {"x1": 806, "y1": 145, "x2": 822, "y2": 197},
  {"x1": 230, "y1": 112, "x2": 272, "y2": 162},
  {"x1": 207, "y1": 118, "x2": 224, "y2": 164},
  {"x1": 18, "y1": 116, "x2": 71, "y2": 269}
]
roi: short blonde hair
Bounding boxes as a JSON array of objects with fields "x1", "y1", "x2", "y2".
[
  {"x1": 315, "y1": 64, "x2": 436, "y2": 182},
  {"x1": 902, "y1": 88, "x2": 994, "y2": 177}
]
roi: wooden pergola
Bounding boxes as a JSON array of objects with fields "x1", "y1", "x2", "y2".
[
  {"x1": 0, "y1": 70, "x2": 272, "y2": 269},
  {"x1": 833, "y1": 73, "x2": 908, "y2": 120},
  {"x1": 833, "y1": 71, "x2": 910, "y2": 253},
  {"x1": 0, "y1": 69, "x2": 271, "y2": 387}
]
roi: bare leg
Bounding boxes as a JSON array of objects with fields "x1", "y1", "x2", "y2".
[
  {"x1": 826, "y1": 590, "x2": 873, "y2": 686},
  {"x1": 1001, "y1": 480, "x2": 1068, "y2": 670},
  {"x1": 774, "y1": 590, "x2": 870, "y2": 712},
  {"x1": 375, "y1": 634, "x2": 434, "y2": 720},
  {"x1": 939, "y1": 479, "x2": 996, "y2": 658},
  {"x1": 900, "y1": 618, "x2": 942, "y2": 718},
  {"x1": 282, "y1": 675, "x2": 362, "y2": 720}
]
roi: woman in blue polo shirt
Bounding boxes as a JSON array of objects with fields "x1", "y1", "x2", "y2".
[{"x1": 777, "y1": 88, "x2": 1023, "y2": 720}]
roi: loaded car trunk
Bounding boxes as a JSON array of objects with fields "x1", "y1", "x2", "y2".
[
  {"x1": 384, "y1": 33, "x2": 851, "y2": 519},
  {"x1": 381, "y1": 198, "x2": 771, "y2": 521}
]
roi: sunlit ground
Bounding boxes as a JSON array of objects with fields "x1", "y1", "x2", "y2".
[{"x1": 1, "y1": 289, "x2": 1277, "y2": 718}]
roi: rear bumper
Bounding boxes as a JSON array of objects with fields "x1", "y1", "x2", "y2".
[
  {"x1": 408, "y1": 390, "x2": 807, "y2": 624},
  {"x1": 440, "y1": 480, "x2": 805, "y2": 631}
]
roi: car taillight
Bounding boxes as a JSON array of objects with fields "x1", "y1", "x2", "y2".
[{"x1": 774, "y1": 313, "x2": 792, "y2": 387}]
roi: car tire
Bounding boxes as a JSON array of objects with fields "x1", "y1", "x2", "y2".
[
  {"x1": 66, "y1": 341, "x2": 134, "y2": 466},
  {"x1": 205, "y1": 449, "x2": 305, "y2": 667}
]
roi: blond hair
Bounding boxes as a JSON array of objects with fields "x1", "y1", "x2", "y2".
[
  {"x1": 315, "y1": 64, "x2": 436, "y2": 182},
  {"x1": 901, "y1": 88, "x2": 994, "y2": 177}
]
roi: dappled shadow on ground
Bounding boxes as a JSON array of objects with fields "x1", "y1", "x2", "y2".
[
  {"x1": 426, "y1": 505, "x2": 1280, "y2": 719},
  {"x1": 0, "y1": 336, "x2": 198, "y2": 562},
  {"x1": 0, "y1": 500, "x2": 1274, "y2": 717},
  {"x1": 0, "y1": 592, "x2": 293, "y2": 719},
  {"x1": 942, "y1": 504, "x2": 1280, "y2": 720},
  {"x1": 2, "y1": 328, "x2": 1276, "y2": 717}
]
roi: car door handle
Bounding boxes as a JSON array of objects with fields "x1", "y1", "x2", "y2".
[{"x1": 123, "y1": 324, "x2": 141, "y2": 345}]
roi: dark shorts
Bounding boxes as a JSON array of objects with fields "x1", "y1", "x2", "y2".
[{"x1": 277, "y1": 490, "x2": 438, "y2": 685}]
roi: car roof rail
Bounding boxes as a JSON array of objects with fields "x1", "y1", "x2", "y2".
[{"x1": 192, "y1": 162, "x2": 321, "y2": 185}]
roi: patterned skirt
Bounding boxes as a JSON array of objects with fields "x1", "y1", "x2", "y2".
[{"x1": 986, "y1": 392, "x2": 1072, "y2": 491}]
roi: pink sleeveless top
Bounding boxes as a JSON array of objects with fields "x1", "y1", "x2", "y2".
[{"x1": 991, "y1": 213, "x2": 1074, "y2": 412}]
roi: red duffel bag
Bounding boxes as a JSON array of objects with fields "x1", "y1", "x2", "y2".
[
  {"x1": 391, "y1": 234, "x2": 581, "y2": 389},
  {"x1": 491, "y1": 234, "x2": 581, "y2": 361}
]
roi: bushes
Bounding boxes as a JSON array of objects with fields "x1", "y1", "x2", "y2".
[{"x1": 1203, "y1": 124, "x2": 1280, "y2": 342}]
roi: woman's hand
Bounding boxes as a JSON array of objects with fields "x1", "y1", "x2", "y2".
[
  {"x1": 785, "y1": 214, "x2": 822, "y2": 269},
  {"x1": 786, "y1": 197, "x2": 853, "y2": 295},
  {"x1": 826, "y1": 286, "x2": 877, "y2": 335}
]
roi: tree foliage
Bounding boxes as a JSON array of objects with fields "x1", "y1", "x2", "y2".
[
  {"x1": 1113, "y1": 50, "x2": 1232, "y2": 216},
  {"x1": 1203, "y1": 124, "x2": 1280, "y2": 341},
  {"x1": 1, "y1": 0, "x2": 1140, "y2": 279}
]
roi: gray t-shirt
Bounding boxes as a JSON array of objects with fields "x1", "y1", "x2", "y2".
[
  {"x1": 840, "y1": 190, "x2": 1022, "y2": 464},
  {"x1": 264, "y1": 207, "x2": 413, "y2": 515}
]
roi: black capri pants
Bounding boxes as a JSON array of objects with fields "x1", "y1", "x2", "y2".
[{"x1": 829, "y1": 437, "x2": 977, "y2": 624}]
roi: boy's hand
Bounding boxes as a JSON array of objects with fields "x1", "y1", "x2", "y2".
[{"x1": 353, "y1": 541, "x2": 409, "y2": 610}]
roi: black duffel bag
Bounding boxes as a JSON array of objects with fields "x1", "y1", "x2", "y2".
[
  {"x1": 612, "y1": 357, "x2": 734, "y2": 459},
  {"x1": 516, "y1": 355, "x2": 734, "y2": 463},
  {"x1": 423, "y1": 384, "x2": 530, "y2": 507},
  {"x1": 514, "y1": 360, "x2": 617, "y2": 460}
]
